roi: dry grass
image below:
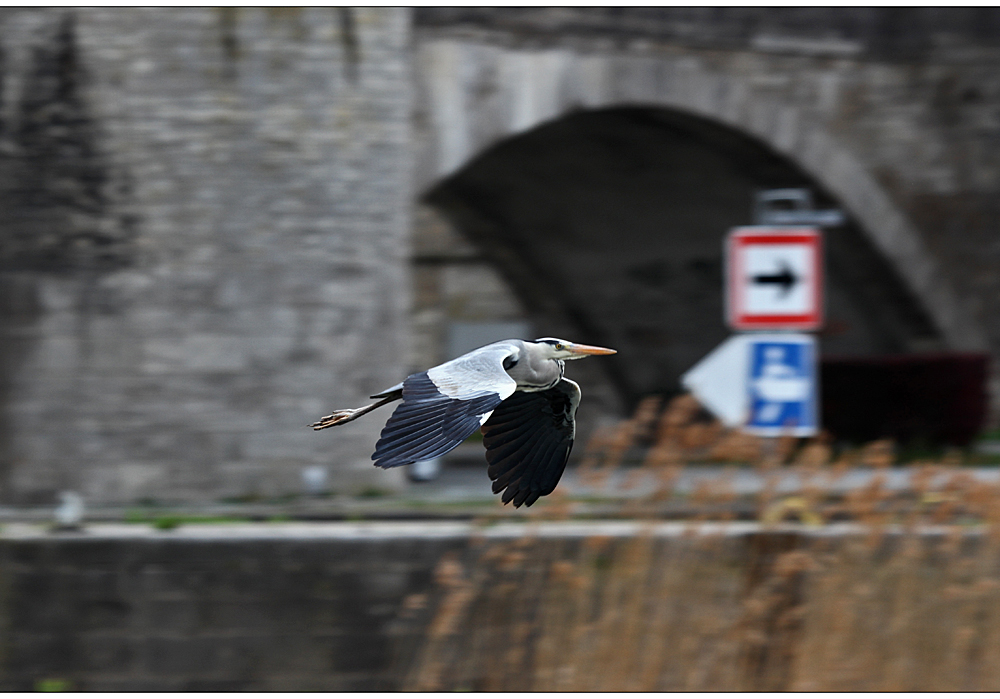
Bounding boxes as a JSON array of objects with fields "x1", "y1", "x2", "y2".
[{"x1": 403, "y1": 394, "x2": 1000, "y2": 691}]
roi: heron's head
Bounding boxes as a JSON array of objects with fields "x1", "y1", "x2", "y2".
[{"x1": 532, "y1": 337, "x2": 617, "y2": 361}]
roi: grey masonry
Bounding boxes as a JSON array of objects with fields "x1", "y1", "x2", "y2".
[
  {"x1": 0, "y1": 8, "x2": 412, "y2": 503},
  {"x1": 2, "y1": 8, "x2": 1000, "y2": 503}
]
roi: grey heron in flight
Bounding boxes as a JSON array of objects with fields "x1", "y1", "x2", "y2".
[{"x1": 311, "y1": 338, "x2": 617, "y2": 507}]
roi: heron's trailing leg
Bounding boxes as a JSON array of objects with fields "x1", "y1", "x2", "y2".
[{"x1": 310, "y1": 393, "x2": 400, "y2": 430}]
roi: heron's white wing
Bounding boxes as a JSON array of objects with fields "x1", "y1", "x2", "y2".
[
  {"x1": 372, "y1": 343, "x2": 520, "y2": 468},
  {"x1": 481, "y1": 378, "x2": 581, "y2": 507},
  {"x1": 424, "y1": 342, "x2": 521, "y2": 402}
]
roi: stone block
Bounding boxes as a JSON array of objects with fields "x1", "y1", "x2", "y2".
[
  {"x1": 221, "y1": 633, "x2": 331, "y2": 675},
  {"x1": 75, "y1": 570, "x2": 123, "y2": 601},
  {"x1": 7, "y1": 634, "x2": 78, "y2": 676},
  {"x1": 143, "y1": 598, "x2": 201, "y2": 633},
  {"x1": 137, "y1": 566, "x2": 205, "y2": 599},
  {"x1": 75, "y1": 598, "x2": 132, "y2": 632},
  {"x1": 78, "y1": 634, "x2": 136, "y2": 673},
  {"x1": 201, "y1": 600, "x2": 281, "y2": 632},
  {"x1": 143, "y1": 636, "x2": 220, "y2": 675},
  {"x1": 325, "y1": 632, "x2": 393, "y2": 674}
]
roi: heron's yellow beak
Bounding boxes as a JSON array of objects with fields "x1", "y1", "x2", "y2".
[{"x1": 566, "y1": 342, "x2": 617, "y2": 356}]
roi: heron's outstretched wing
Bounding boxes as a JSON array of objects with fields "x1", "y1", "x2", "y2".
[
  {"x1": 372, "y1": 343, "x2": 520, "y2": 468},
  {"x1": 482, "y1": 378, "x2": 581, "y2": 508}
]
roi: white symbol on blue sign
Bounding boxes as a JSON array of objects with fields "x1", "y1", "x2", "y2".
[{"x1": 746, "y1": 338, "x2": 817, "y2": 436}]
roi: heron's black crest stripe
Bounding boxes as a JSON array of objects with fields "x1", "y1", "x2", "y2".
[
  {"x1": 372, "y1": 371, "x2": 504, "y2": 468},
  {"x1": 481, "y1": 379, "x2": 579, "y2": 508}
]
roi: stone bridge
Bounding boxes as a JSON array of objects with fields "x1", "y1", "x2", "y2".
[
  {"x1": 0, "y1": 7, "x2": 997, "y2": 503},
  {"x1": 411, "y1": 7, "x2": 999, "y2": 413}
]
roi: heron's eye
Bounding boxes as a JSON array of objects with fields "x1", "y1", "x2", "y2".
[{"x1": 555, "y1": 343, "x2": 565, "y2": 351}]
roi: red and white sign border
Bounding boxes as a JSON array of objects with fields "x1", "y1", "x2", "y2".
[{"x1": 726, "y1": 226, "x2": 823, "y2": 331}]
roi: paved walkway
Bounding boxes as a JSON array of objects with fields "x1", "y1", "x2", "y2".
[
  {"x1": 0, "y1": 519, "x2": 978, "y2": 541},
  {"x1": 405, "y1": 463, "x2": 1000, "y2": 502},
  {"x1": 0, "y1": 464, "x2": 995, "y2": 524}
]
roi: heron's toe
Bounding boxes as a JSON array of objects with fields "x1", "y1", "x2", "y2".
[{"x1": 310, "y1": 409, "x2": 356, "y2": 430}]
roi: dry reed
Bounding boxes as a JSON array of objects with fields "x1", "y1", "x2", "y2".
[{"x1": 403, "y1": 393, "x2": 1000, "y2": 690}]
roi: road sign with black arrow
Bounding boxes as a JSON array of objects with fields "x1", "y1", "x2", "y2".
[{"x1": 726, "y1": 227, "x2": 822, "y2": 331}]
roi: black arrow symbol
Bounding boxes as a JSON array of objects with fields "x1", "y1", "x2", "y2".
[{"x1": 751, "y1": 262, "x2": 798, "y2": 297}]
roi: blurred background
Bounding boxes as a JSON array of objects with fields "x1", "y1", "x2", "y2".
[{"x1": 2, "y1": 6, "x2": 1000, "y2": 691}]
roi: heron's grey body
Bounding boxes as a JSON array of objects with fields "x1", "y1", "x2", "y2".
[{"x1": 311, "y1": 337, "x2": 616, "y2": 507}]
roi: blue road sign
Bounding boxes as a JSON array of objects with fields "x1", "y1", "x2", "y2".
[{"x1": 744, "y1": 334, "x2": 818, "y2": 436}]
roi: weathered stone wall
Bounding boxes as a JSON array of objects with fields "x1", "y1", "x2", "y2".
[
  {"x1": 1, "y1": 523, "x2": 996, "y2": 692},
  {"x1": 0, "y1": 8, "x2": 412, "y2": 503},
  {"x1": 2, "y1": 7, "x2": 999, "y2": 504},
  {"x1": 0, "y1": 526, "x2": 460, "y2": 691},
  {"x1": 409, "y1": 204, "x2": 528, "y2": 370},
  {"x1": 0, "y1": 523, "x2": 753, "y2": 691}
]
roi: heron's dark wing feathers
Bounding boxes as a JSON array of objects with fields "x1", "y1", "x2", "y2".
[
  {"x1": 372, "y1": 343, "x2": 520, "y2": 468},
  {"x1": 482, "y1": 378, "x2": 581, "y2": 508},
  {"x1": 372, "y1": 372, "x2": 503, "y2": 467}
]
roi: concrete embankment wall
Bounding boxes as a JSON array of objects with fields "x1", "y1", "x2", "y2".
[
  {"x1": 0, "y1": 521, "x2": 998, "y2": 691},
  {"x1": 0, "y1": 523, "x2": 462, "y2": 691}
]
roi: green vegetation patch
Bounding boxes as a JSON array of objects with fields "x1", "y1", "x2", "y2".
[{"x1": 35, "y1": 679, "x2": 72, "y2": 692}]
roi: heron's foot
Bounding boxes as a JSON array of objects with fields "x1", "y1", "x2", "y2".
[
  {"x1": 310, "y1": 409, "x2": 360, "y2": 430},
  {"x1": 310, "y1": 396, "x2": 395, "y2": 431}
]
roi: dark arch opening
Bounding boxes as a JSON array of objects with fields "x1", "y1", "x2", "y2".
[{"x1": 423, "y1": 106, "x2": 944, "y2": 413}]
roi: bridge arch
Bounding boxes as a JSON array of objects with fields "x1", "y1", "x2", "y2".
[{"x1": 412, "y1": 39, "x2": 987, "y2": 357}]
